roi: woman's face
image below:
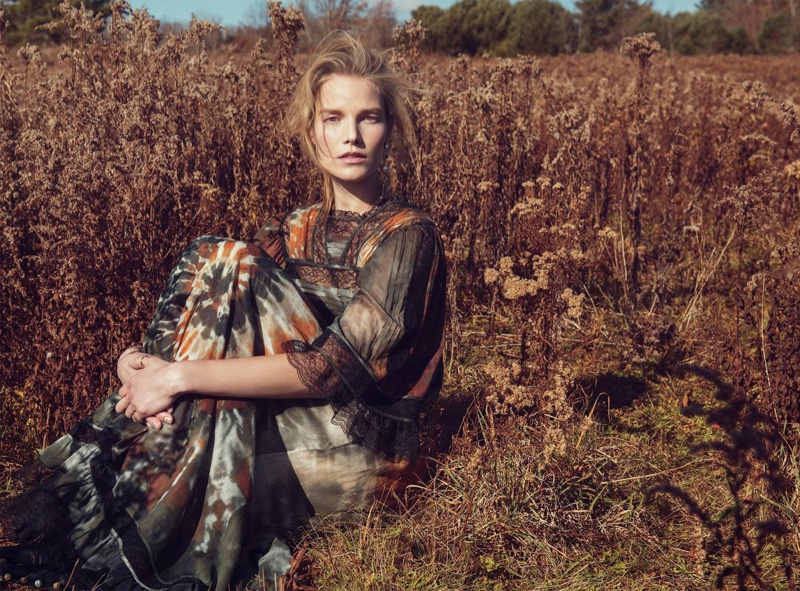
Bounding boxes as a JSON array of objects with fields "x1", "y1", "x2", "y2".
[{"x1": 312, "y1": 74, "x2": 389, "y2": 190}]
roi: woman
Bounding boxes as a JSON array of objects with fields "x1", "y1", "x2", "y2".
[{"x1": 0, "y1": 32, "x2": 446, "y2": 591}]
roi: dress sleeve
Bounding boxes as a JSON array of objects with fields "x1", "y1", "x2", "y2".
[
  {"x1": 282, "y1": 221, "x2": 446, "y2": 460},
  {"x1": 253, "y1": 217, "x2": 286, "y2": 268}
]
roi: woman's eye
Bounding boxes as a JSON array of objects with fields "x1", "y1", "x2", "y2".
[{"x1": 323, "y1": 115, "x2": 339, "y2": 123}]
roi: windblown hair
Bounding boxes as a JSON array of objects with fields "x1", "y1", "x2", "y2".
[{"x1": 285, "y1": 31, "x2": 416, "y2": 212}]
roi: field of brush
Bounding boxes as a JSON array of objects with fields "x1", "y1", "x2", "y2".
[{"x1": 2, "y1": 4, "x2": 800, "y2": 590}]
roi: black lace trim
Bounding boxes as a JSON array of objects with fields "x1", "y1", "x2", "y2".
[
  {"x1": 327, "y1": 217, "x2": 360, "y2": 264},
  {"x1": 0, "y1": 468, "x2": 104, "y2": 590},
  {"x1": 330, "y1": 209, "x2": 376, "y2": 218},
  {"x1": 286, "y1": 260, "x2": 360, "y2": 291},
  {"x1": 0, "y1": 442, "x2": 106, "y2": 589},
  {"x1": 309, "y1": 199, "x2": 402, "y2": 268},
  {"x1": 337, "y1": 204, "x2": 398, "y2": 267},
  {"x1": 0, "y1": 463, "x2": 71, "y2": 547},
  {"x1": 327, "y1": 217, "x2": 360, "y2": 237},
  {"x1": 283, "y1": 331, "x2": 421, "y2": 462}
]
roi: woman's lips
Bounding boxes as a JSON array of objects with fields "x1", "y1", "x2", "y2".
[{"x1": 339, "y1": 152, "x2": 367, "y2": 163}]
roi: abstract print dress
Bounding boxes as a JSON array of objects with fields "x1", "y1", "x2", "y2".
[{"x1": 0, "y1": 198, "x2": 446, "y2": 591}]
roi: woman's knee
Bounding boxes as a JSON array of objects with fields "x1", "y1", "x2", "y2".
[{"x1": 182, "y1": 235, "x2": 227, "y2": 259}]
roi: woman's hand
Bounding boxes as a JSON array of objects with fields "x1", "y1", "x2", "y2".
[
  {"x1": 117, "y1": 347, "x2": 175, "y2": 429},
  {"x1": 117, "y1": 345, "x2": 143, "y2": 385},
  {"x1": 115, "y1": 353, "x2": 181, "y2": 429}
]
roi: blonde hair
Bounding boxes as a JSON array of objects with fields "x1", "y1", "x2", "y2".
[{"x1": 285, "y1": 31, "x2": 416, "y2": 213}]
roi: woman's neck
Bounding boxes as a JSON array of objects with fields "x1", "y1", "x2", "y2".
[{"x1": 331, "y1": 177, "x2": 384, "y2": 214}]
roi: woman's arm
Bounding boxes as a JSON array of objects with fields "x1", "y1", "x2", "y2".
[
  {"x1": 117, "y1": 218, "x2": 444, "y2": 431},
  {"x1": 114, "y1": 353, "x2": 312, "y2": 421}
]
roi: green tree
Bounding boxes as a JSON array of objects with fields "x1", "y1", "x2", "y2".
[
  {"x1": 508, "y1": 0, "x2": 578, "y2": 55},
  {"x1": 410, "y1": 4, "x2": 447, "y2": 51},
  {"x1": 469, "y1": 0, "x2": 513, "y2": 55},
  {"x1": 1, "y1": 0, "x2": 111, "y2": 45},
  {"x1": 575, "y1": 0, "x2": 646, "y2": 51},
  {"x1": 757, "y1": 11, "x2": 800, "y2": 52},
  {"x1": 693, "y1": 0, "x2": 784, "y2": 49},
  {"x1": 671, "y1": 10, "x2": 749, "y2": 54},
  {"x1": 431, "y1": 0, "x2": 513, "y2": 55},
  {"x1": 634, "y1": 8, "x2": 753, "y2": 54}
]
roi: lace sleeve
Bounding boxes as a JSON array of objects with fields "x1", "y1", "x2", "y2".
[
  {"x1": 283, "y1": 326, "x2": 371, "y2": 402},
  {"x1": 283, "y1": 326, "x2": 423, "y2": 461}
]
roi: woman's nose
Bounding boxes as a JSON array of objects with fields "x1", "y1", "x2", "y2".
[{"x1": 344, "y1": 119, "x2": 361, "y2": 144}]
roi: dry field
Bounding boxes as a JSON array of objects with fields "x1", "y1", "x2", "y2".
[{"x1": 2, "y1": 2, "x2": 800, "y2": 590}]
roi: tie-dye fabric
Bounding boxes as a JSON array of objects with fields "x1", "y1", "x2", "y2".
[{"x1": 0, "y1": 199, "x2": 446, "y2": 591}]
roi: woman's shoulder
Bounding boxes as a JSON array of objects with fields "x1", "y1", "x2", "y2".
[
  {"x1": 254, "y1": 203, "x2": 321, "y2": 235},
  {"x1": 356, "y1": 199, "x2": 441, "y2": 266},
  {"x1": 379, "y1": 198, "x2": 437, "y2": 229},
  {"x1": 287, "y1": 202, "x2": 323, "y2": 218}
]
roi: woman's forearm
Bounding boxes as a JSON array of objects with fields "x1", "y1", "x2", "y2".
[{"x1": 174, "y1": 354, "x2": 313, "y2": 400}]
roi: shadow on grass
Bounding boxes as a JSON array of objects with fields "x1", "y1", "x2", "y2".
[
  {"x1": 421, "y1": 389, "x2": 476, "y2": 458},
  {"x1": 573, "y1": 373, "x2": 649, "y2": 422},
  {"x1": 647, "y1": 364, "x2": 796, "y2": 590}
]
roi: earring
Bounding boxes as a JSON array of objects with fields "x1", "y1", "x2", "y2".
[{"x1": 382, "y1": 143, "x2": 390, "y2": 171}]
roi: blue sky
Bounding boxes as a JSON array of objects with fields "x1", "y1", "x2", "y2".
[{"x1": 127, "y1": 0, "x2": 699, "y2": 29}]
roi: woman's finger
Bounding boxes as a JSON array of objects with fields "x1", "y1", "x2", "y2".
[
  {"x1": 156, "y1": 411, "x2": 174, "y2": 425},
  {"x1": 115, "y1": 393, "x2": 131, "y2": 414},
  {"x1": 145, "y1": 417, "x2": 163, "y2": 430},
  {"x1": 128, "y1": 354, "x2": 148, "y2": 369}
]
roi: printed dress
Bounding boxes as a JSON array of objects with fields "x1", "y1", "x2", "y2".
[{"x1": 0, "y1": 198, "x2": 446, "y2": 590}]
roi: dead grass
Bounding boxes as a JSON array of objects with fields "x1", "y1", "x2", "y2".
[{"x1": 1, "y1": 3, "x2": 800, "y2": 590}]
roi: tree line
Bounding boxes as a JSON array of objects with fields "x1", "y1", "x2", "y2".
[
  {"x1": 0, "y1": 0, "x2": 110, "y2": 45},
  {"x1": 1, "y1": 0, "x2": 799, "y2": 55},
  {"x1": 412, "y1": 0, "x2": 800, "y2": 55}
]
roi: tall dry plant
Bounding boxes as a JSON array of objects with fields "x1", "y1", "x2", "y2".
[
  {"x1": 0, "y1": 6, "x2": 797, "y2": 456},
  {"x1": 0, "y1": 0, "x2": 313, "y2": 454}
]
